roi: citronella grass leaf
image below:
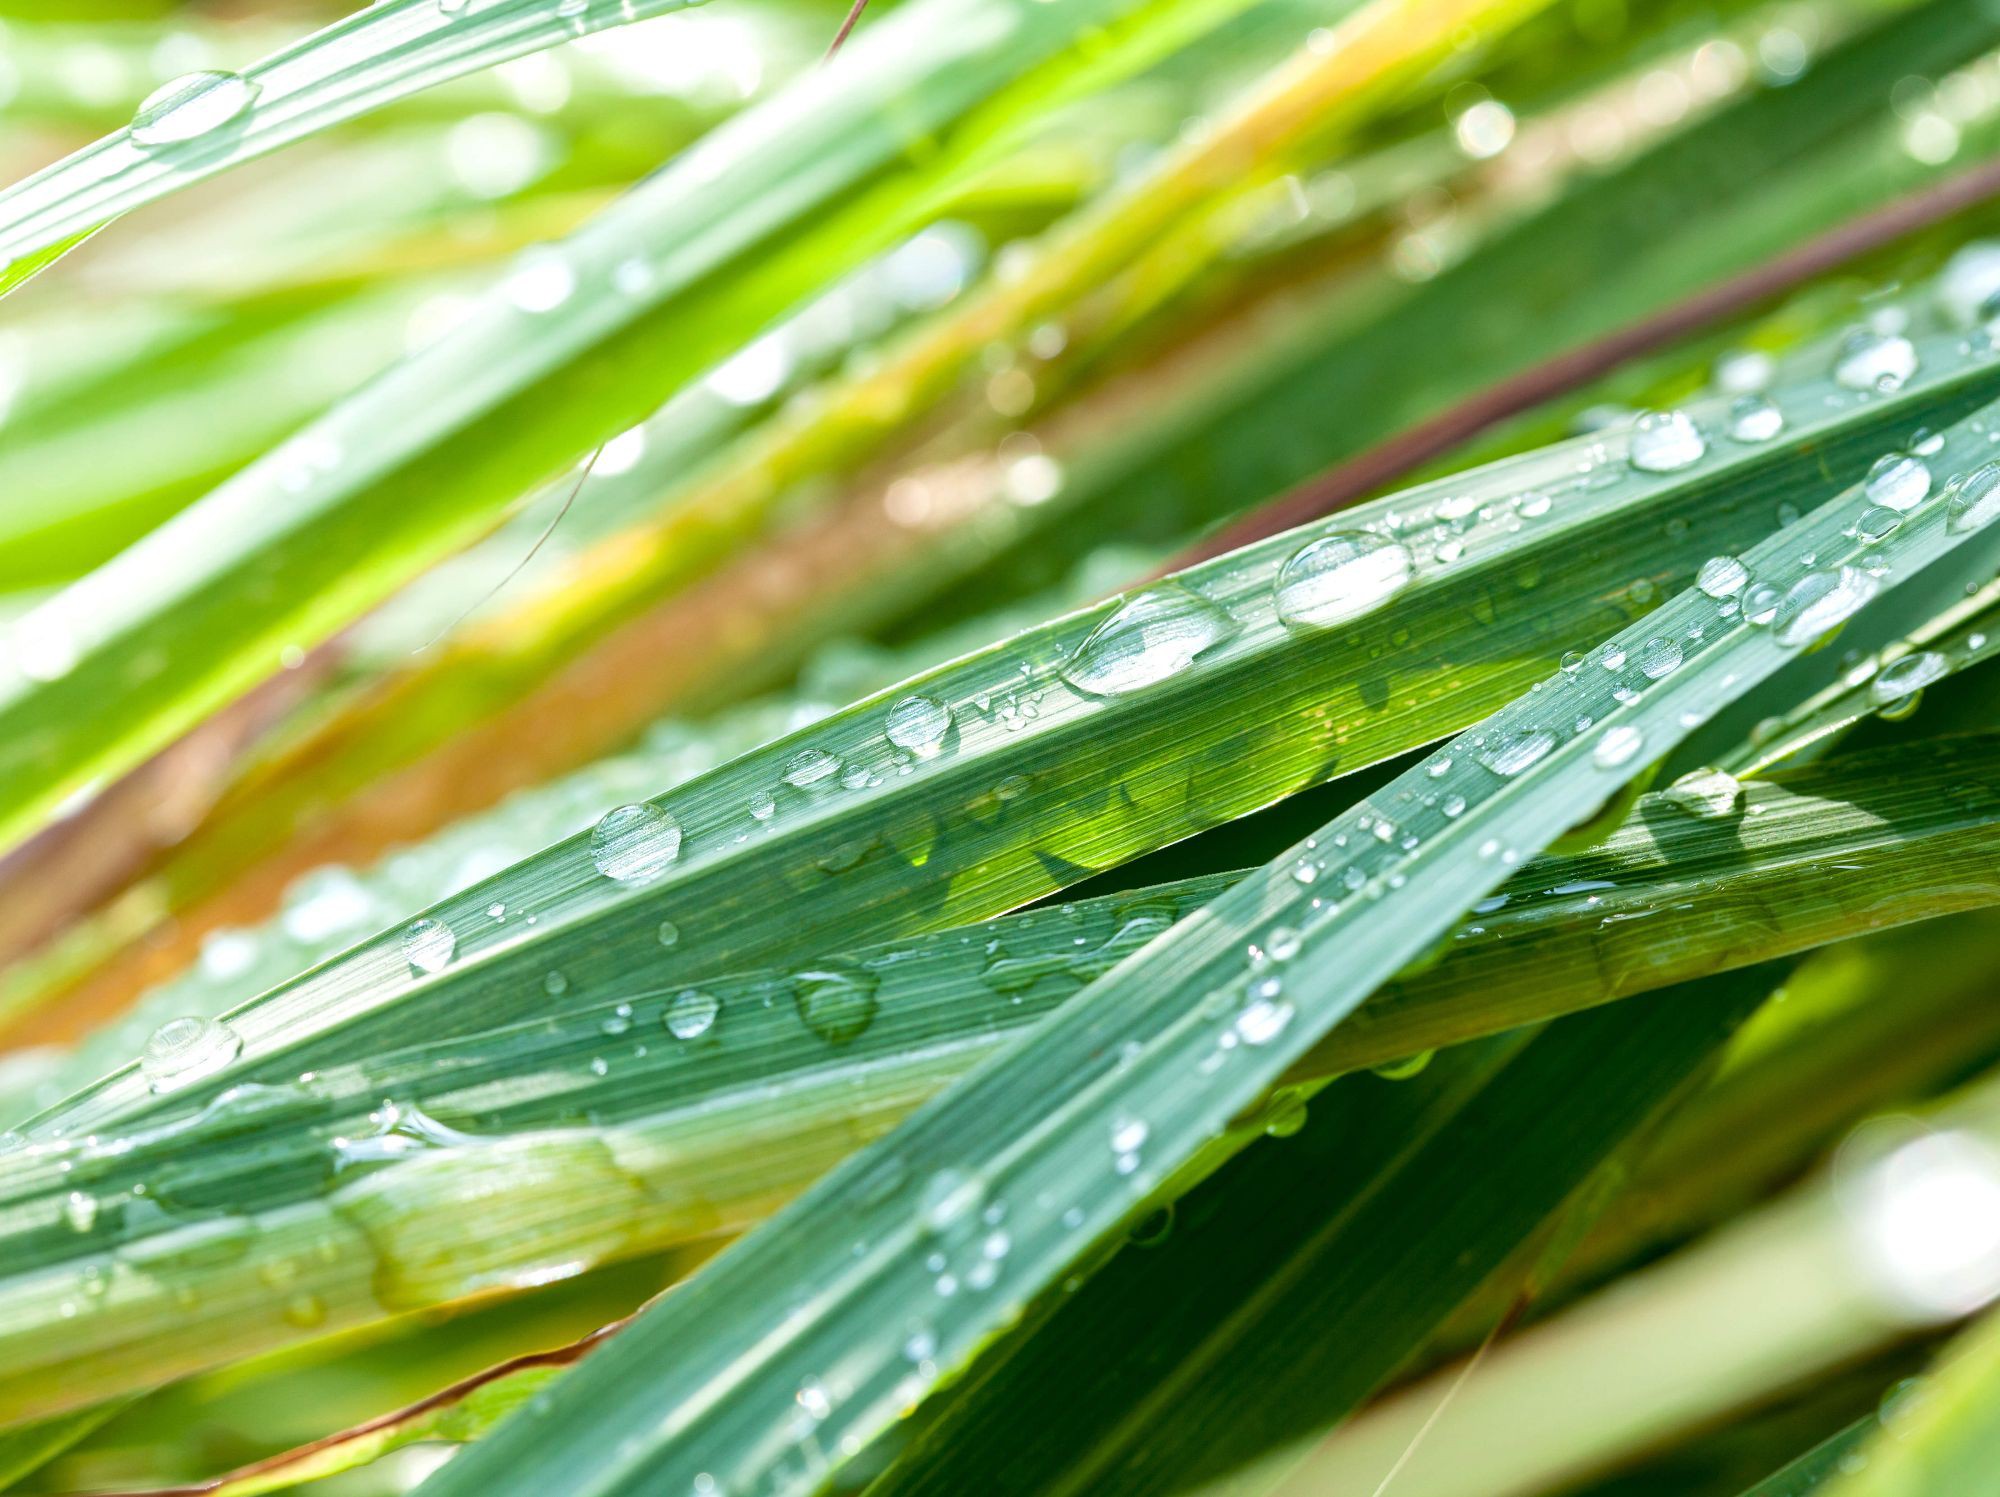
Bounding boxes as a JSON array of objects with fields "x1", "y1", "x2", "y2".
[
  {"x1": 405, "y1": 296, "x2": 2000, "y2": 1497},
  {"x1": 0, "y1": 0, "x2": 711, "y2": 276},
  {"x1": 871, "y1": 966, "x2": 1776, "y2": 1497}
]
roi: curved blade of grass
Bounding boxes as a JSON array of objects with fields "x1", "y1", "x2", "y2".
[
  {"x1": 1821, "y1": 1299, "x2": 2000, "y2": 1496},
  {"x1": 0, "y1": 0, "x2": 1305, "y2": 858},
  {"x1": 0, "y1": 0, "x2": 710, "y2": 278},
  {"x1": 1739, "y1": 1419, "x2": 1875, "y2": 1497},
  {"x1": 871, "y1": 966, "x2": 1776, "y2": 1497},
  {"x1": 408, "y1": 315, "x2": 2000, "y2": 1497},
  {"x1": 34, "y1": 317, "x2": 2000, "y2": 1144}
]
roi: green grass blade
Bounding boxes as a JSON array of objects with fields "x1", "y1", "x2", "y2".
[
  {"x1": 405, "y1": 304, "x2": 2000, "y2": 1497},
  {"x1": 0, "y1": 0, "x2": 707, "y2": 275},
  {"x1": 1821, "y1": 1302, "x2": 2000, "y2": 1496},
  {"x1": 872, "y1": 967, "x2": 1775, "y2": 1497}
]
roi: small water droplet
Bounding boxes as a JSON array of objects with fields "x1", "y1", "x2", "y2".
[
  {"x1": 1636, "y1": 636, "x2": 1683, "y2": 679},
  {"x1": 1235, "y1": 995, "x2": 1294, "y2": 1046},
  {"x1": 749, "y1": 789, "x2": 777, "y2": 821},
  {"x1": 656, "y1": 918, "x2": 680, "y2": 948},
  {"x1": 1863, "y1": 454, "x2": 1931, "y2": 512},
  {"x1": 141, "y1": 1016, "x2": 243, "y2": 1094},
  {"x1": 400, "y1": 917, "x2": 456, "y2": 974},
  {"x1": 1628, "y1": 411, "x2": 1706, "y2": 473},
  {"x1": 62, "y1": 1191, "x2": 99, "y2": 1233},
  {"x1": 665, "y1": 990, "x2": 720, "y2": 1041},
  {"x1": 503, "y1": 252, "x2": 577, "y2": 314},
  {"x1": 1273, "y1": 532, "x2": 1415, "y2": 628},
  {"x1": 1726, "y1": 394, "x2": 1784, "y2": 443},
  {"x1": 1697, "y1": 556, "x2": 1748, "y2": 598},
  {"x1": 886, "y1": 695, "x2": 953, "y2": 757},
  {"x1": 1855, "y1": 506, "x2": 1903, "y2": 543},
  {"x1": 590, "y1": 803, "x2": 682, "y2": 882},
  {"x1": 1946, "y1": 463, "x2": 2000, "y2": 532},
  {"x1": 783, "y1": 748, "x2": 842, "y2": 788},
  {"x1": 130, "y1": 71, "x2": 260, "y2": 147},
  {"x1": 1061, "y1": 588, "x2": 1236, "y2": 696},
  {"x1": 794, "y1": 965, "x2": 880, "y2": 1044},
  {"x1": 1834, "y1": 330, "x2": 1918, "y2": 393}
]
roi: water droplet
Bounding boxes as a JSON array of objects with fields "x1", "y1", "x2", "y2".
[
  {"x1": 1636, "y1": 636, "x2": 1683, "y2": 679},
  {"x1": 1475, "y1": 727, "x2": 1556, "y2": 777},
  {"x1": 665, "y1": 990, "x2": 720, "y2": 1041},
  {"x1": 590, "y1": 803, "x2": 682, "y2": 882},
  {"x1": 130, "y1": 71, "x2": 259, "y2": 147},
  {"x1": 1266, "y1": 925, "x2": 1302, "y2": 962},
  {"x1": 1697, "y1": 556, "x2": 1748, "y2": 598},
  {"x1": 503, "y1": 252, "x2": 577, "y2": 314},
  {"x1": 1834, "y1": 330, "x2": 1918, "y2": 393},
  {"x1": 1661, "y1": 767, "x2": 1743, "y2": 819},
  {"x1": 656, "y1": 919, "x2": 680, "y2": 948},
  {"x1": 749, "y1": 789, "x2": 776, "y2": 821},
  {"x1": 793, "y1": 965, "x2": 879, "y2": 1044},
  {"x1": 62, "y1": 1191, "x2": 99, "y2": 1233},
  {"x1": 1593, "y1": 724, "x2": 1644, "y2": 767},
  {"x1": 886, "y1": 695, "x2": 953, "y2": 757},
  {"x1": 1726, "y1": 394, "x2": 1784, "y2": 443},
  {"x1": 1774, "y1": 567, "x2": 1878, "y2": 647},
  {"x1": 1235, "y1": 995, "x2": 1294, "y2": 1046},
  {"x1": 1864, "y1": 454, "x2": 1931, "y2": 512},
  {"x1": 783, "y1": 748, "x2": 842, "y2": 788},
  {"x1": 1855, "y1": 506, "x2": 1903, "y2": 543},
  {"x1": 1111, "y1": 1115, "x2": 1149, "y2": 1154},
  {"x1": 1264, "y1": 1092, "x2": 1309, "y2": 1138},
  {"x1": 1061, "y1": 588, "x2": 1236, "y2": 696},
  {"x1": 1628, "y1": 411, "x2": 1705, "y2": 473},
  {"x1": 1273, "y1": 532, "x2": 1415, "y2": 629},
  {"x1": 1871, "y1": 650, "x2": 1948, "y2": 706},
  {"x1": 1371, "y1": 1049, "x2": 1434, "y2": 1081},
  {"x1": 141, "y1": 1016, "x2": 243, "y2": 1094},
  {"x1": 400, "y1": 917, "x2": 456, "y2": 974},
  {"x1": 1946, "y1": 463, "x2": 2000, "y2": 532}
]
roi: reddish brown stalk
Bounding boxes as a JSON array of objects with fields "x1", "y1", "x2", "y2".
[
  {"x1": 824, "y1": 0, "x2": 872, "y2": 59},
  {"x1": 76, "y1": 1317, "x2": 633, "y2": 1497},
  {"x1": 1163, "y1": 152, "x2": 2000, "y2": 572}
]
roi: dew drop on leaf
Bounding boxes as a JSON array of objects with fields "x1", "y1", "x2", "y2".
[
  {"x1": 1661, "y1": 767, "x2": 1744, "y2": 819},
  {"x1": 1636, "y1": 636, "x2": 1683, "y2": 679},
  {"x1": 400, "y1": 917, "x2": 456, "y2": 973},
  {"x1": 886, "y1": 695, "x2": 953, "y2": 757},
  {"x1": 1628, "y1": 411, "x2": 1705, "y2": 473},
  {"x1": 1273, "y1": 532, "x2": 1415, "y2": 628},
  {"x1": 1774, "y1": 567, "x2": 1878, "y2": 647},
  {"x1": 1834, "y1": 330, "x2": 1918, "y2": 393},
  {"x1": 1726, "y1": 394, "x2": 1784, "y2": 443},
  {"x1": 130, "y1": 71, "x2": 260, "y2": 147},
  {"x1": 1945, "y1": 463, "x2": 2000, "y2": 533},
  {"x1": 783, "y1": 748, "x2": 842, "y2": 787},
  {"x1": 1060, "y1": 588, "x2": 1236, "y2": 696},
  {"x1": 590, "y1": 803, "x2": 682, "y2": 882},
  {"x1": 140, "y1": 1016, "x2": 243, "y2": 1094},
  {"x1": 1475, "y1": 727, "x2": 1556, "y2": 777},
  {"x1": 1871, "y1": 650, "x2": 1948, "y2": 707},
  {"x1": 1863, "y1": 454, "x2": 1931, "y2": 512},
  {"x1": 1371, "y1": 1049, "x2": 1434, "y2": 1081},
  {"x1": 1697, "y1": 556, "x2": 1748, "y2": 598},
  {"x1": 793, "y1": 965, "x2": 880, "y2": 1044},
  {"x1": 1592, "y1": 724, "x2": 1644, "y2": 768},
  {"x1": 665, "y1": 990, "x2": 720, "y2": 1041}
]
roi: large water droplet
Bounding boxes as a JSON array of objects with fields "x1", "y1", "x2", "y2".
[
  {"x1": 1628, "y1": 411, "x2": 1705, "y2": 473},
  {"x1": 401, "y1": 918, "x2": 456, "y2": 973},
  {"x1": 1946, "y1": 463, "x2": 2000, "y2": 532},
  {"x1": 1726, "y1": 395, "x2": 1784, "y2": 443},
  {"x1": 130, "y1": 71, "x2": 260, "y2": 147},
  {"x1": 1864, "y1": 454, "x2": 1931, "y2": 512},
  {"x1": 590, "y1": 803, "x2": 682, "y2": 882},
  {"x1": 1774, "y1": 567, "x2": 1878, "y2": 647},
  {"x1": 665, "y1": 989, "x2": 720, "y2": 1041},
  {"x1": 1273, "y1": 532, "x2": 1414, "y2": 629},
  {"x1": 1938, "y1": 241, "x2": 2000, "y2": 326},
  {"x1": 1871, "y1": 650, "x2": 1948, "y2": 706},
  {"x1": 141, "y1": 1017, "x2": 243, "y2": 1094},
  {"x1": 1593, "y1": 724, "x2": 1644, "y2": 768},
  {"x1": 1060, "y1": 588, "x2": 1235, "y2": 697},
  {"x1": 1635, "y1": 636, "x2": 1683, "y2": 680},
  {"x1": 794, "y1": 965, "x2": 880, "y2": 1044},
  {"x1": 1697, "y1": 556, "x2": 1748, "y2": 598},
  {"x1": 1475, "y1": 727, "x2": 1556, "y2": 777},
  {"x1": 886, "y1": 695, "x2": 953, "y2": 757},
  {"x1": 1834, "y1": 330, "x2": 1918, "y2": 393},
  {"x1": 1661, "y1": 767, "x2": 1743, "y2": 819}
]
